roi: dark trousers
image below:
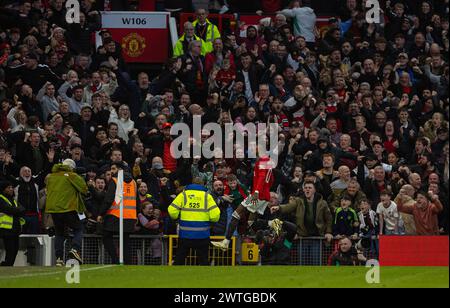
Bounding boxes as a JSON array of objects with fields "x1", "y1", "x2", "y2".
[
  {"x1": 299, "y1": 239, "x2": 322, "y2": 266},
  {"x1": 175, "y1": 238, "x2": 209, "y2": 266},
  {"x1": 0, "y1": 235, "x2": 20, "y2": 266},
  {"x1": 103, "y1": 230, "x2": 131, "y2": 265},
  {"x1": 23, "y1": 215, "x2": 40, "y2": 234},
  {"x1": 225, "y1": 205, "x2": 256, "y2": 240},
  {"x1": 51, "y1": 212, "x2": 83, "y2": 259}
]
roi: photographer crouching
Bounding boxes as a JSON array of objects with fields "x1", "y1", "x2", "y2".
[
  {"x1": 253, "y1": 218, "x2": 298, "y2": 265},
  {"x1": 328, "y1": 237, "x2": 368, "y2": 266}
]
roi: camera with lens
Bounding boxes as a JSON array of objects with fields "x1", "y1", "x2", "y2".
[
  {"x1": 255, "y1": 229, "x2": 273, "y2": 245},
  {"x1": 354, "y1": 237, "x2": 371, "y2": 253}
]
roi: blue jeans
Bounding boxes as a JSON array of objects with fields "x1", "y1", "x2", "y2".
[
  {"x1": 384, "y1": 229, "x2": 397, "y2": 235},
  {"x1": 299, "y1": 239, "x2": 322, "y2": 265},
  {"x1": 384, "y1": 226, "x2": 405, "y2": 236}
]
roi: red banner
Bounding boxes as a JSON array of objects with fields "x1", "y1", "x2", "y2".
[
  {"x1": 138, "y1": 0, "x2": 156, "y2": 11},
  {"x1": 379, "y1": 236, "x2": 449, "y2": 266},
  {"x1": 100, "y1": 11, "x2": 170, "y2": 63}
]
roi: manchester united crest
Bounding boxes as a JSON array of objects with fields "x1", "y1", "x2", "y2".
[{"x1": 121, "y1": 33, "x2": 146, "y2": 58}]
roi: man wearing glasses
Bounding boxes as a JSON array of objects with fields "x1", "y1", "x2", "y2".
[
  {"x1": 173, "y1": 22, "x2": 207, "y2": 57},
  {"x1": 192, "y1": 9, "x2": 221, "y2": 54}
]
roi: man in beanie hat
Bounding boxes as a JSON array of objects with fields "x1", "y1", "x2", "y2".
[
  {"x1": 0, "y1": 180, "x2": 25, "y2": 266},
  {"x1": 45, "y1": 159, "x2": 88, "y2": 266}
]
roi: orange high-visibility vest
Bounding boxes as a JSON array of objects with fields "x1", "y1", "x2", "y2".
[{"x1": 107, "y1": 178, "x2": 137, "y2": 220}]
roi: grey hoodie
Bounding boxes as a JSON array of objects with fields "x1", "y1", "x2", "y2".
[{"x1": 281, "y1": 7, "x2": 317, "y2": 43}]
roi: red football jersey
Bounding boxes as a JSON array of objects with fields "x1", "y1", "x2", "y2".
[{"x1": 252, "y1": 156, "x2": 274, "y2": 201}]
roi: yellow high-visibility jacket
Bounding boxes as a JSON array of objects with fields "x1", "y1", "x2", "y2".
[
  {"x1": 173, "y1": 34, "x2": 207, "y2": 58},
  {"x1": 168, "y1": 184, "x2": 220, "y2": 239},
  {"x1": 192, "y1": 18, "x2": 221, "y2": 54}
]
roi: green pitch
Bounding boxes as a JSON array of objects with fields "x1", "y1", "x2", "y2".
[{"x1": 0, "y1": 266, "x2": 448, "y2": 288}]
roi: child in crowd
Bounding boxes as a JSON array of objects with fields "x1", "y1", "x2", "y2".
[
  {"x1": 136, "y1": 201, "x2": 162, "y2": 264},
  {"x1": 377, "y1": 190, "x2": 404, "y2": 235},
  {"x1": 358, "y1": 199, "x2": 379, "y2": 258},
  {"x1": 224, "y1": 174, "x2": 249, "y2": 210},
  {"x1": 215, "y1": 59, "x2": 236, "y2": 88},
  {"x1": 333, "y1": 195, "x2": 359, "y2": 239}
]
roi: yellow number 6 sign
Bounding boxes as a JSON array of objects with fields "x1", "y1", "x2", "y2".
[{"x1": 241, "y1": 243, "x2": 259, "y2": 263}]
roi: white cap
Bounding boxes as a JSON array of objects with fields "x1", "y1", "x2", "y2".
[{"x1": 62, "y1": 159, "x2": 76, "y2": 170}]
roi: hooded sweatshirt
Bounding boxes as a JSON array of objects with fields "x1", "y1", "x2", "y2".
[
  {"x1": 280, "y1": 7, "x2": 317, "y2": 43},
  {"x1": 45, "y1": 164, "x2": 88, "y2": 214}
]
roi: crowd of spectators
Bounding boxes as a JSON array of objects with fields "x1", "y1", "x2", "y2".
[{"x1": 0, "y1": 0, "x2": 448, "y2": 253}]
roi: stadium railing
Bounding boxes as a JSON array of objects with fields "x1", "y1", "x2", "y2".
[
  {"x1": 63, "y1": 235, "x2": 378, "y2": 266},
  {"x1": 0, "y1": 234, "x2": 378, "y2": 266},
  {"x1": 239, "y1": 236, "x2": 379, "y2": 266},
  {"x1": 289, "y1": 237, "x2": 379, "y2": 266},
  {"x1": 169, "y1": 235, "x2": 237, "y2": 266},
  {"x1": 63, "y1": 234, "x2": 237, "y2": 266},
  {"x1": 63, "y1": 234, "x2": 167, "y2": 265}
]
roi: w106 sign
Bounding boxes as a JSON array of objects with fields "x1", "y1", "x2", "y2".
[{"x1": 99, "y1": 11, "x2": 170, "y2": 63}]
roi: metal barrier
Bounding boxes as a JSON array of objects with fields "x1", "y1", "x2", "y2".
[
  {"x1": 289, "y1": 237, "x2": 379, "y2": 266},
  {"x1": 63, "y1": 234, "x2": 168, "y2": 265},
  {"x1": 2, "y1": 234, "x2": 378, "y2": 266},
  {"x1": 63, "y1": 235, "x2": 237, "y2": 266},
  {"x1": 169, "y1": 235, "x2": 236, "y2": 266},
  {"x1": 238, "y1": 236, "x2": 379, "y2": 266}
]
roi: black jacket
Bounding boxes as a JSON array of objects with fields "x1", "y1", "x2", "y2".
[
  {"x1": 86, "y1": 186, "x2": 105, "y2": 219},
  {"x1": 67, "y1": 17, "x2": 102, "y2": 54},
  {"x1": 0, "y1": 161, "x2": 20, "y2": 182},
  {"x1": 20, "y1": 95, "x2": 44, "y2": 123},
  {"x1": 15, "y1": 137, "x2": 51, "y2": 176},
  {"x1": 143, "y1": 132, "x2": 165, "y2": 160},
  {"x1": 236, "y1": 64, "x2": 266, "y2": 97},
  {"x1": 6, "y1": 64, "x2": 62, "y2": 94},
  {"x1": 14, "y1": 179, "x2": 39, "y2": 214},
  {"x1": 73, "y1": 119, "x2": 98, "y2": 153},
  {"x1": 255, "y1": 220, "x2": 297, "y2": 265},
  {"x1": 179, "y1": 53, "x2": 207, "y2": 103},
  {"x1": 210, "y1": 193, "x2": 231, "y2": 236}
]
